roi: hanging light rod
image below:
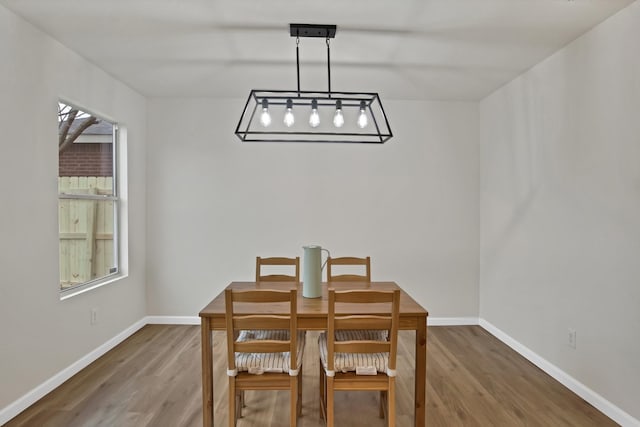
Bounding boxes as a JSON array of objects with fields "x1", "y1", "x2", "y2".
[{"x1": 234, "y1": 23, "x2": 392, "y2": 144}]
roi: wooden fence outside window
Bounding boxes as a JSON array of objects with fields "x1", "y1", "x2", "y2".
[{"x1": 58, "y1": 176, "x2": 115, "y2": 289}]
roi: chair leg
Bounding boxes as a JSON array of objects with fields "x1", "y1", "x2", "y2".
[
  {"x1": 228, "y1": 377, "x2": 236, "y2": 427},
  {"x1": 379, "y1": 391, "x2": 387, "y2": 418},
  {"x1": 236, "y1": 391, "x2": 244, "y2": 418},
  {"x1": 319, "y1": 361, "x2": 326, "y2": 421},
  {"x1": 388, "y1": 378, "x2": 396, "y2": 427},
  {"x1": 236, "y1": 392, "x2": 242, "y2": 421},
  {"x1": 290, "y1": 376, "x2": 298, "y2": 427},
  {"x1": 326, "y1": 376, "x2": 334, "y2": 427},
  {"x1": 297, "y1": 369, "x2": 303, "y2": 416}
]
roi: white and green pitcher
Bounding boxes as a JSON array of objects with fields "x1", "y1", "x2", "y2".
[{"x1": 302, "y1": 245, "x2": 330, "y2": 298}]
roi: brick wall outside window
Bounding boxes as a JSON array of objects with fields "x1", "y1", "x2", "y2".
[{"x1": 59, "y1": 143, "x2": 113, "y2": 177}]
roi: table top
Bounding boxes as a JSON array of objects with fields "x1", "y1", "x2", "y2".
[{"x1": 199, "y1": 281, "x2": 428, "y2": 318}]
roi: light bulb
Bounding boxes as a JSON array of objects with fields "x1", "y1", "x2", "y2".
[
  {"x1": 260, "y1": 109, "x2": 271, "y2": 127},
  {"x1": 357, "y1": 100, "x2": 368, "y2": 129},
  {"x1": 259, "y1": 99, "x2": 271, "y2": 127},
  {"x1": 283, "y1": 98, "x2": 295, "y2": 127},
  {"x1": 333, "y1": 110, "x2": 344, "y2": 128},
  {"x1": 333, "y1": 99, "x2": 344, "y2": 128},
  {"x1": 309, "y1": 110, "x2": 320, "y2": 128},
  {"x1": 309, "y1": 99, "x2": 320, "y2": 128},
  {"x1": 283, "y1": 109, "x2": 295, "y2": 127}
]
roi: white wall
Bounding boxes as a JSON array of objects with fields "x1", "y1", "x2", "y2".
[
  {"x1": 3, "y1": 0, "x2": 637, "y2": 421},
  {"x1": 0, "y1": 5, "x2": 147, "y2": 409},
  {"x1": 146, "y1": 98, "x2": 479, "y2": 319},
  {"x1": 479, "y1": 1, "x2": 640, "y2": 421}
]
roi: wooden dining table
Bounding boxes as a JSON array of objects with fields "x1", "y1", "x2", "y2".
[{"x1": 199, "y1": 281, "x2": 429, "y2": 427}]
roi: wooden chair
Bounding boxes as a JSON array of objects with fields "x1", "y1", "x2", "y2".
[
  {"x1": 326, "y1": 256, "x2": 371, "y2": 282},
  {"x1": 318, "y1": 288, "x2": 401, "y2": 426},
  {"x1": 256, "y1": 256, "x2": 300, "y2": 282},
  {"x1": 243, "y1": 256, "x2": 299, "y2": 411},
  {"x1": 225, "y1": 288, "x2": 305, "y2": 427},
  {"x1": 327, "y1": 256, "x2": 385, "y2": 342}
]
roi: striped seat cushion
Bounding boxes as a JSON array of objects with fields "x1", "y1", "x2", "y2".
[
  {"x1": 234, "y1": 330, "x2": 306, "y2": 374},
  {"x1": 318, "y1": 331, "x2": 390, "y2": 374},
  {"x1": 334, "y1": 329, "x2": 388, "y2": 342}
]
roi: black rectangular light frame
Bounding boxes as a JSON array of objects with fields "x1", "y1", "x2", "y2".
[
  {"x1": 235, "y1": 23, "x2": 393, "y2": 144},
  {"x1": 235, "y1": 90, "x2": 392, "y2": 144}
]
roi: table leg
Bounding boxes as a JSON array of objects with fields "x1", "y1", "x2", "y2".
[
  {"x1": 415, "y1": 317, "x2": 427, "y2": 427},
  {"x1": 201, "y1": 317, "x2": 213, "y2": 427}
]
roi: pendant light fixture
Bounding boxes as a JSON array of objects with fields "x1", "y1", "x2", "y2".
[{"x1": 234, "y1": 24, "x2": 393, "y2": 143}]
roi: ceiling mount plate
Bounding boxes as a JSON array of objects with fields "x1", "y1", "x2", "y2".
[{"x1": 290, "y1": 23, "x2": 336, "y2": 38}]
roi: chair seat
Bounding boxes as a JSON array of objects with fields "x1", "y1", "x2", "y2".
[
  {"x1": 319, "y1": 332, "x2": 390, "y2": 374},
  {"x1": 334, "y1": 329, "x2": 388, "y2": 342},
  {"x1": 235, "y1": 330, "x2": 306, "y2": 374}
]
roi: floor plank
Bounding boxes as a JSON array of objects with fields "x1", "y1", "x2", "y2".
[{"x1": 4, "y1": 325, "x2": 617, "y2": 427}]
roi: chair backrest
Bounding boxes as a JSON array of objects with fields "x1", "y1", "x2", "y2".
[
  {"x1": 326, "y1": 256, "x2": 371, "y2": 282},
  {"x1": 256, "y1": 256, "x2": 300, "y2": 282},
  {"x1": 326, "y1": 288, "x2": 400, "y2": 374},
  {"x1": 225, "y1": 288, "x2": 298, "y2": 373}
]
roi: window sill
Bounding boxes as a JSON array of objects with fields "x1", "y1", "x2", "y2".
[{"x1": 59, "y1": 273, "x2": 127, "y2": 301}]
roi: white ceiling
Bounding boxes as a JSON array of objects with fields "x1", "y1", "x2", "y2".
[{"x1": 1, "y1": 0, "x2": 634, "y2": 100}]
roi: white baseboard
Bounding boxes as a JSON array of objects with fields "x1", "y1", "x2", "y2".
[
  {"x1": 0, "y1": 318, "x2": 147, "y2": 426},
  {"x1": 144, "y1": 315, "x2": 200, "y2": 325},
  {"x1": 428, "y1": 317, "x2": 479, "y2": 326},
  {"x1": 479, "y1": 318, "x2": 640, "y2": 427}
]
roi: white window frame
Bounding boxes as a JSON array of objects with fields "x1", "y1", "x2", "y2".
[{"x1": 58, "y1": 101, "x2": 121, "y2": 299}]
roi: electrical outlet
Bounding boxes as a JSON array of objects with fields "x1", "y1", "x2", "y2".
[
  {"x1": 568, "y1": 328, "x2": 576, "y2": 349},
  {"x1": 91, "y1": 308, "x2": 98, "y2": 325}
]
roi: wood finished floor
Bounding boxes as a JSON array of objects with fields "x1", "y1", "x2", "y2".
[{"x1": 5, "y1": 325, "x2": 616, "y2": 427}]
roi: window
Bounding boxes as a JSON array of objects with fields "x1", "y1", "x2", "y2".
[{"x1": 58, "y1": 101, "x2": 119, "y2": 297}]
